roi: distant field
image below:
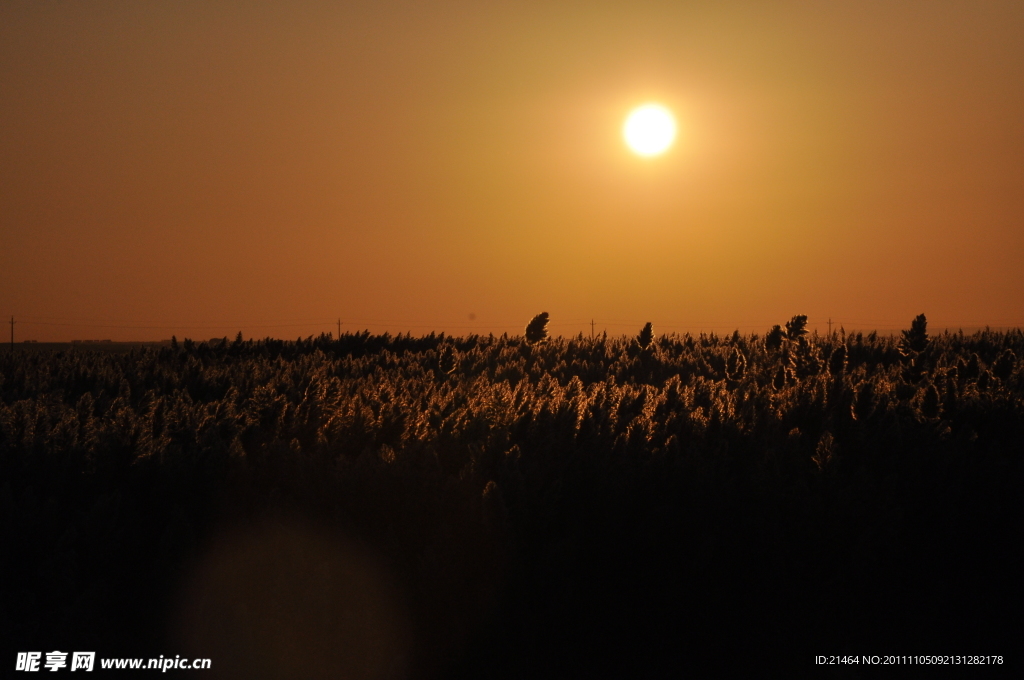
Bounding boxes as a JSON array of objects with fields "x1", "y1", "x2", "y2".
[
  {"x1": 7, "y1": 341, "x2": 173, "y2": 352},
  {"x1": 2, "y1": 327, "x2": 1021, "y2": 676}
]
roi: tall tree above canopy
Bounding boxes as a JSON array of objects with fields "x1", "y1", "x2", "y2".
[
  {"x1": 900, "y1": 314, "x2": 929, "y2": 356},
  {"x1": 525, "y1": 313, "x2": 549, "y2": 344},
  {"x1": 636, "y1": 322, "x2": 654, "y2": 351},
  {"x1": 785, "y1": 315, "x2": 808, "y2": 342}
]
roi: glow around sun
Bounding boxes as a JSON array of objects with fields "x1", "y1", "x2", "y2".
[{"x1": 623, "y1": 104, "x2": 677, "y2": 156}]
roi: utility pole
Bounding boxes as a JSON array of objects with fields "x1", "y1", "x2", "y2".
[
  {"x1": 827, "y1": 318, "x2": 833, "y2": 338},
  {"x1": 337, "y1": 318, "x2": 341, "y2": 339},
  {"x1": 590, "y1": 319, "x2": 595, "y2": 340},
  {"x1": 9, "y1": 316, "x2": 13, "y2": 351}
]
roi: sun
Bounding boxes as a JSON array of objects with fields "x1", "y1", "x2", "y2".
[{"x1": 623, "y1": 104, "x2": 677, "y2": 157}]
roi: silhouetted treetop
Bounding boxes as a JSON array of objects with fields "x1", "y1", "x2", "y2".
[
  {"x1": 765, "y1": 325, "x2": 786, "y2": 350},
  {"x1": 525, "y1": 312, "x2": 549, "y2": 344},
  {"x1": 900, "y1": 313, "x2": 929, "y2": 356},
  {"x1": 785, "y1": 315, "x2": 808, "y2": 342},
  {"x1": 636, "y1": 322, "x2": 654, "y2": 351},
  {"x1": 725, "y1": 346, "x2": 746, "y2": 381},
  {"x1": 438, "y1": 344, "x2": 459, "y2": 374}
]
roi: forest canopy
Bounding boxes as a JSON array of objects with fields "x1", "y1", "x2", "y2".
[{"x1": 2, "y1": 325, "x2": 1022, "y2": 676}]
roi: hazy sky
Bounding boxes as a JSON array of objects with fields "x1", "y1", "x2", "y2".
[{"x1": 2, "y1": 0, "x2": 1023, "y2": 340}]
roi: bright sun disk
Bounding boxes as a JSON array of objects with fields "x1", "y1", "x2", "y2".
[{"x1": 623, "y1": 104, "x2": 676, "y2": 156}]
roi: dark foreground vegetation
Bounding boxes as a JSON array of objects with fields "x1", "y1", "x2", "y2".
[{"x1": 2, "y1": 322, "x2": 1023, "y2": 677}]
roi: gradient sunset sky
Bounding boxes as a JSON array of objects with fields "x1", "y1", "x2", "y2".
[{"x1": 2, "y1": 1, "x2": 1022, "y2": 341}]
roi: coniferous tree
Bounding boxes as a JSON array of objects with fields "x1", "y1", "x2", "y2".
[
  {"x1": 725, "y1": 346, "x2": 746, "y2": 381},
  {"x1": 899, "y1": 313, "x2": 929, "y2": 356},
  {"x1": 992, "y1": 348, "x2": 1016, "y2": 381},
  {"x1": 765, "y1": 325, "x2": 786, "y2": 350},
  {"x1": 920, "y1": 382, "x2": 941, "y2": 419},
  {"x1": 438, "y1": 344, "x2": 459, "y2": 375},
  {"x1": 965, "y1": 353, "x2": 981, "y2": 380},
  {"x1": 785, "y1": 315, "x2": 808, "y2": 342},
  {"x1": 772, "y1": 363, "x2": 787, "y2": 390},
  {"x1": 636, "y1": 322, "x2": 654, "y2": 351},
  {"x1": 525, "y1": 312, "x2": 550, "y2": 344}
]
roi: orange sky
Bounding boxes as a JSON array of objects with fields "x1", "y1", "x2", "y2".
[{"x1": 2, "y1": 1, "x2": 1023, "y2": 341}]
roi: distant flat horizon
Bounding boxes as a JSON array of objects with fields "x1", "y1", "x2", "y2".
[{"x1": 7, "y1": 325, "x2": 1022, "y2": 346}]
